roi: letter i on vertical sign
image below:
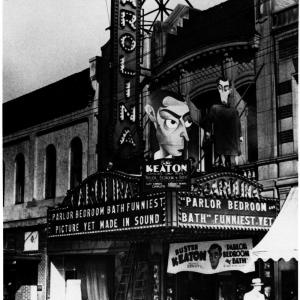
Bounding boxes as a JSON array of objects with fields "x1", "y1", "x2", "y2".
[
  {"x1": 119, "y1": 81, "x2": 136, "y2": 123},
  {"x1": 125, "y1": 81, "x2": 131, "y2": 99}
]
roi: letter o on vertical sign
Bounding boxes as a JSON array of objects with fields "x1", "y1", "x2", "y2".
[{"x1": 120, "y1": 33, "x2": 136, "y2": 52}]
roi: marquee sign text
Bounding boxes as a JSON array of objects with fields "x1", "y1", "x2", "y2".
[
  {"x1": 191, "y1": 172, "x2": 262, "y2": 199},
  {"x1": 48, "y1": 193, "x2": 166, "y2": 237},
  {"x1": 143, "y1": 159, "x2": 190, "y2": 190},
  {"x1": 62, "y1": 171, "x2": 141, "y2": 207},
  {"x1": 178, "y1": 192, "x2": 277, "y2": 230}
]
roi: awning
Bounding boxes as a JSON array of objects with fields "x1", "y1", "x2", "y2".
[
  {"x1": 4, "y1": 250, "x2": 41, "y2": 262},
  {"x1": 252, "y1": 187, "x2": 298, "y2": 261}
]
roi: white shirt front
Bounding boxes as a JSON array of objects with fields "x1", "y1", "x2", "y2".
[{"x1": 243, "y1": 289, "x2": 265, "y2": 300}]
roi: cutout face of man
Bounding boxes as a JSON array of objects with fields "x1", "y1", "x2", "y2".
[
  {"x1": 208, "y1": 244, "x2": 222, "y2": 269},
  {"x1": 145, "y1": 92, "x2": 192, "y2": 159},
  {"x1": 217, "y1": 79, "x2": 232, "y2": 104}
]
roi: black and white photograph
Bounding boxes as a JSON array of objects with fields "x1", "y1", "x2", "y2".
[{"x1": 2, "y1": 0, "x2": 298, "y2": 300}]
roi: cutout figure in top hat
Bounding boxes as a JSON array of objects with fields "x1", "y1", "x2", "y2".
[{"x1": 203, "y1": 77, "x2": 243, "y2": 168}]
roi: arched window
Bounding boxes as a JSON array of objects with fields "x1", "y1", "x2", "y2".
[
  {"x1": 45, "y1": 144, "x2": 56, "y2": 199},
  {"x1": 70, "y1": 137, "x2": 82, "y2": 189},
  {"x1": 3, "y1": 161, "x2": 5, "y2": 206},
  {"x1": 236, "y1": 84, "x2": 258, "y2": 162},
  {"x1": 15, "y1": 153, "x2": 25, "y2": 204},
  {"x1": 185, "y1": 79, "x2": 258, "y2": 171},
  {"x1": 189, "y1": 89, "x2": 219, "y2": 172}
]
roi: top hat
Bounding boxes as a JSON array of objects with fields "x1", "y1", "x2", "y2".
[{"x1": 251, "y1": 278, "x2": 264, "y2": 286}]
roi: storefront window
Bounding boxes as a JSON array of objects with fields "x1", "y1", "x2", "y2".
[
  {"x1": 50, "y1": 255, "x2": 113, "y2": 300},
  {"x1": 70, "y1": 137, "x2": 82, "y2": 189},
  {"x1": 281, "y1": 269, "x2": 298, "y2": 300},
  {"x1": 45, "y1": 144, "x2": 56, "y2": 199},
  {"x1": 174, "y1": 271, "x2": 255, "y2": 300},
  {"x1": 15, "y1": 153, "x2": 25, "y2": 204},
  {"x1": 278, "y1": 259, "x2": 298, "y2": 300}
]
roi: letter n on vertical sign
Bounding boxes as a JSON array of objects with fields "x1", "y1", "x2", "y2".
[{"x1": 111, "y1": 0, "x2": 141, "y2": 158}]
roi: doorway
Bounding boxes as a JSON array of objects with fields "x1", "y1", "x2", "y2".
[
  {"x1": 177, "y1": 271, "x2": 253, "y2": 300},
  {"x1": 50, "y1": 255, "x2": 114, "y2": 300}
]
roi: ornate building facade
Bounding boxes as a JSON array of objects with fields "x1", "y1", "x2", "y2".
[{"x1": 3, "y1": 0, "x2": 298, "y2": 300}]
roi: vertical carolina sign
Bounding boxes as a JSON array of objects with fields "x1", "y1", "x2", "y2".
[{"x1": 111, "y1": 0, "x2": 141, "y2": 159}]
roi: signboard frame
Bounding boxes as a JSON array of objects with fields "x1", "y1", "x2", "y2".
[
  {"x1": 110, "y1": 0, "x2": 142, "y2": 158},
  {"x1": 142, "y1": 159, "x2": 191, "y2": 191},
  {"x1": 167, "y1": 238, "x2": 255, "y2": 274},
  {"x1": 48, "y1": 192, "x2": 166, "y2": 238},
  {"x1": 46, "y1": 171, "x2": 280, "y2": 238},
  {"x1": 178, "y1": 191, "x2": 278, "y2": 230}
]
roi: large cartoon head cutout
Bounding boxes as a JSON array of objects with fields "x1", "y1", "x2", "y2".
[
  {"x1": 217, "y1": 78, "x2": 232, "y2": 104},
  {"x1": 145, "y1": 90, "x2": 192, "y2": 160}
]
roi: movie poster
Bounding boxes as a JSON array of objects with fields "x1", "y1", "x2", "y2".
[{"x1": 167, "y1": 239, "x2": 255, "y2": 274}]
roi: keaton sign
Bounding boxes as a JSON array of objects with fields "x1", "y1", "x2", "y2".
[
  {"x1": 167, "y1": 239, "x2": 255, "y2": 274},
  {"x1": 143, "y1": 159, "x2": 190, "y2": 190}
]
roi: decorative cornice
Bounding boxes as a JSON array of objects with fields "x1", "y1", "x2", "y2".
[
  {"x1": 3, "y1": 107, "x2": 93, "y2": 143},
  {"x1": 163, "y1": 4, "x2": 190, "y2": 35}
]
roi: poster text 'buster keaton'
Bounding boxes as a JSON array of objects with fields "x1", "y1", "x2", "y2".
[{"x1": 167, "y1": 239, "x2": 255, "y2": 274}]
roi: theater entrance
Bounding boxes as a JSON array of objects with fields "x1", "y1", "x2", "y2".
[{"x1": 176, "y1": 271, "x2": 253, "y2": 300}]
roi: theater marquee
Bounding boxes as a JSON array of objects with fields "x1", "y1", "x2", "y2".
[
  {"x1": 48, "y1": 193, "x2": 166, "y2": 237},
  {"x1": 47, "y1": 170, "x2": 280, "y2": 238}
]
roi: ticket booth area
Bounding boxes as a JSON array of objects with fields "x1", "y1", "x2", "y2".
[
  {"x1": 176, "y1": 271, "x2": 254, "y2": 300},
  {"x1": 49, "y1": 254, "x2": 114, "y2": 300},
  {"x1": 165, "y1": 238, "x2": 261, "y2": 300}
]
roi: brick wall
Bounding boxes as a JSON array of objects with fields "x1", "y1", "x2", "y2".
[
  {"x1": 38, "y1": 252, "x2": 48, "y2": 300},
  {"x1": 15, "y1": 285, "x2": 37, "y2": 300}
]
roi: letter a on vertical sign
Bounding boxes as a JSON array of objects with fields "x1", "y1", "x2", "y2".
[{"x1": 111, "y1": 0, "x2": 141, "y2": 161}]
